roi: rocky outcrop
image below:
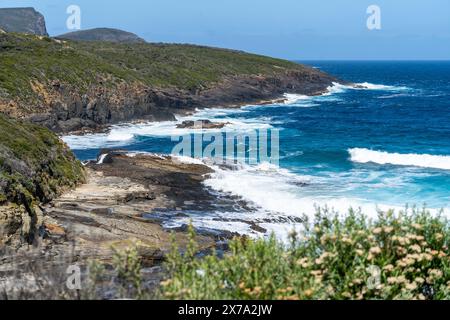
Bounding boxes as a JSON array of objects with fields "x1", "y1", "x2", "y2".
[
  {"x1": 24, "y1": 70, "x2": 338, "y2": 134},
  {"x1": 0, "y1": 7, "x2": 48, "y2": 36},
  {"x1": 32, "y1": 152, "x2": 221, "y2": 263},
  {"x1": 0, "y1": 114, "x2": 85, "y2": 246},
  {"x1": 57, "y1": 28, "x2": 146, "y2": 43},
  {"x1": 177, "y1": 120, "x2": 229, "y2": 129}
]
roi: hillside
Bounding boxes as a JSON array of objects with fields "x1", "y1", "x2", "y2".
[
  {"x1": 0, "y1": 32, "x2": 338, "y2": 133},
  {"x1": 57, "y1": 28, "x2": 146, "y2": 43},
  {"x1": 0, "y1": 114, "x2": 85, "y2": 245},
  {"x1": 0, "y1": 7, "x2": 48, "y2": 36}
]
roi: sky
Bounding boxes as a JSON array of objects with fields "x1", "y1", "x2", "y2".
[{"x1": 3, "y1": 0, "x2": 450, "y2": 60}]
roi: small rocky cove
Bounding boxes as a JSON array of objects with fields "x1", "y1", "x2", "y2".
[{"x1": 0, "y1": 151, "x2": 223, "y2": 296}]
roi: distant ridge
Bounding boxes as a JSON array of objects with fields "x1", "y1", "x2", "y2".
[
  {"x1": 0, "y1": 7, "x2": 48, "y2": 36},
  {"x1": 57, "y1": 28, "x2": 146, "y2": 43}
]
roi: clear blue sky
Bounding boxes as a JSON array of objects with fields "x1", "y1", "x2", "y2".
[{"x1": 3, "y1": 0, "x2": 450, "y2": 60}]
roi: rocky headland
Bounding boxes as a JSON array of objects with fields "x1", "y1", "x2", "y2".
[
  {"x1": 0, "y1": 30, "x2": 341, "y2": 134},
  {"x1": 57, "y1": 28, "x2": 146, "y2": 44},
  {"x1": 0, "y1": 7, "x2": 48, "y2": 36}
]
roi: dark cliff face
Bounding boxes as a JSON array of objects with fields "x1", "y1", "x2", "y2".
[
  {"x1": 0, "y1": 7, "x2": 48, "y2": 36},
  {"x1": 57, "y1": 28, "x2": 146, "y2": 44},
  {"x1": 27, "y1": 71, "x2": 338, "y2": 133}
]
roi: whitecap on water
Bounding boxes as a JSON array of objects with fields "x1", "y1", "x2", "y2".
[{"x1": 349, "y1": 148, "x2": 450, "y2": 171}]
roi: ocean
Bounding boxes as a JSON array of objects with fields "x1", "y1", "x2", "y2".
[{"x1": 63, "y1": 61, "x2": 450, "y2": 239}]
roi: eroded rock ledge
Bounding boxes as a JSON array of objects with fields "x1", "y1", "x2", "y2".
[{"x1": 34, "y1": 153, "x2": 220, "y2": 262}]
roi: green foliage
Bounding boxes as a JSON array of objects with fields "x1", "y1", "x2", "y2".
[
  {"x1": 0, "y1": 113, "x2": 85, "y2": 206},
  {"x1": 0, "y1": 32, "x2": 306, "y2": 105},
  {"x1": 112, "y1": 243, "x2": 144, "y2": 299},
  {"x1": 161, "y1": 208, "x2": 450, "y2": 300}
]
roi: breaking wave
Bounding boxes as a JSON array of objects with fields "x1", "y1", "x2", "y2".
[{"x1": 349, "y1": 148, "x2": 450, "y2": 171}]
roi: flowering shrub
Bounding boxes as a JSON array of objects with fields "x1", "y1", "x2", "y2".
[{"x1": 161, "y1": 208, "x2": 450, "y2": 300}]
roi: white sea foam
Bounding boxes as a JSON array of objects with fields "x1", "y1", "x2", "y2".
[
  {"x1": 281, "y1": 81, "x2": 410, "y2": 106},
  {"x1": 172, "y1": 155, "x2": 206, "y2": 165},
  {"x1": 283, "y1": 93, "x2": 311, "y2": 104},
  {"x1": 62, "y1": 110, "x2": 273, "y2": 150},
  {"x1": 329, "y1": 82, "x2": 410, "y2": 93},
  {"x1": 354, "y1": 82, "x2": 410, "y2": 91},
  {"x1": 202, "y1": 161, "x2": 393, "y2": 220},
  {"x1": 107, "y1": 131, "x2": 134, "y2": 142},
  {"x1": 349, "y1": 148, "x2": 450, "y2": 171},
  {"x1": 97, "y1": 153, "x2": 108, "y2": 164}
]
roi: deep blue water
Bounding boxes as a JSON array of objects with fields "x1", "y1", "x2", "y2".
[{"x1": 64, "y1": 61, "x2": 450, "y2": 235}]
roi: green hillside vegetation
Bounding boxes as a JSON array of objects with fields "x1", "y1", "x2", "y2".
[
  {"x1": 160, "y1": 209, "x2": 450, "y2": 300},
  {"x1": 0, "y1": 113, "x2": 85, "y2": 207},
  {"x1": 0, "y1": 32, "x2": 309, "y2": 105},
  {"x1": 57, "y1": 28, "x2": 146, "y2": 44}
]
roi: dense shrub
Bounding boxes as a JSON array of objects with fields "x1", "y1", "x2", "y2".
[{"x1": 161, "y1": 208, "x2": 450, "y2": 300}]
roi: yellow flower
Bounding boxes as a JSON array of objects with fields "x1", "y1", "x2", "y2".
[
  {"x1": 342, "y1": 292, "x2": 352, "y2": 298},
  {"x1": 296, "y1": 257, "x2": 309, "y2": 266},
  {"x1": 387, "y1": 277, "x2": 397, "y2": 284},
  {"x1": 383, "y1": 264, "x2": 394, "y2": 272},
  {"x1": 311, "y1": 270, "x2": 322, "y2": 276},
  {"x1": 160, "y1": 279, "x2": 172, "y2": 286},
  {"x1": 428, "y1": 269, "x2": 443, "y2": 279},
  {"x1": 369, "y1": 247, "x2": 382, "y2": 255},
  {"x1": 412, "y1": 223, "x2": 423, "y2": 230},
  {"x1": 372, "y1": 227, "x2": 383, "y2": 235},
  {"x1": 435, "y1": 233, "x2": 444, "y2": 240},
  {"x1": 414, "y1": 277, "x2": 425, "y2": 284},
  {"x1": 383, "y1": 226, "x2": 394, "y2": 233},
  {"x1": 396, "y1": 237, "x2": 410, "y2": 246},
  {"x1": 409, "y1": 244, "x2": 422, "y2": 253},
  {"x1": 387, "y1": 276, "x2": 406, "y2": 284},
  {"x1": 405, "y1": 282, "x2": 418, "y2": 290},
  {"x1": 304, "y1": 289, "x2": 314, "y2": 297},
  {"x1": 396, "y1": 260, "x2": 407, "y2": 268},
  {"x1": 420, "y1": 253, "x2": 433, "y2": 261},
  {"x1": 342, "y1": 236, "x2": 353, "y2": 245}
]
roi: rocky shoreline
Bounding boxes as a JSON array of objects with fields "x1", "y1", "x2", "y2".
[
  {"x1": 26, "y1": 72, "x2": 339, "y2": 134},
  {"x1": 1, "y1": 151, "x2": 232, "y2": 297}
]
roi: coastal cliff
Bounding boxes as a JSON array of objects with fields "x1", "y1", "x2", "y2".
[
  {"x1": 0, "y1": 114, "x2": 85, "y2": 246},
  {"x1": 0, "y1": 32, "x2": 339, "y2": 133},
  {"x1": 0, "y1": 7, "x2": 48, "y2": 36}
]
